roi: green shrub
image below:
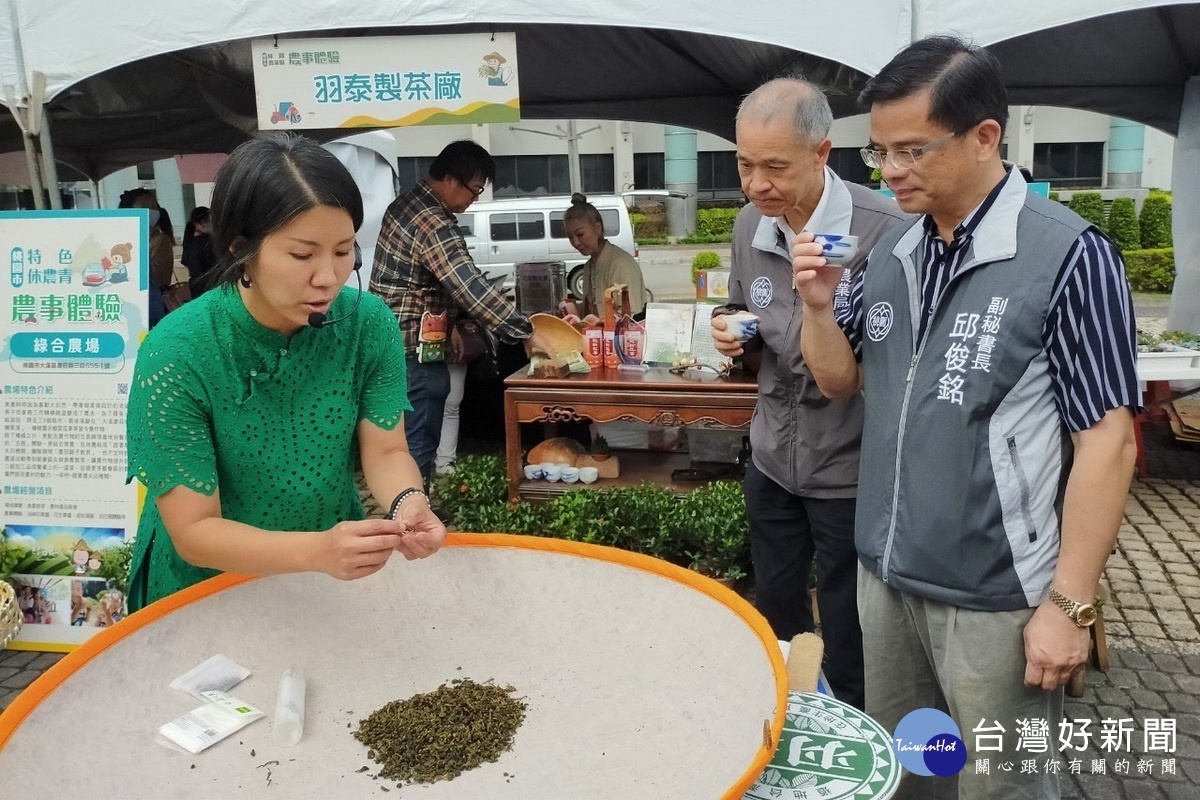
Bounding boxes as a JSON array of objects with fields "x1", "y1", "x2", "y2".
[
  {"x1": 1123, "y1": 248, "x2": 1175, "y2": 293},
  {"x1": 1049, "y1": 191, "x2": 1060, "y2": 203},
  {"x1": 434, "y1": 455, "x2": 753, "y2": 582},
  {"x1": 630, "y1": 208, "x2": 666, "y2": 241},
  {"x1": 1106, "y1": 197, "x2": 1140, "y2": 251},
  {"x1": 1139, "y1": 192, "x2": 1173, "y2": 249},
  {"x1": 679, "y1": 234, "x2": 733, "y2": 245},
  {"x1": 1068, "y1": 192, "x2": 1107, "y2": 233},
  {"x1": 695, "y1": 207, "x2": 740, "y2": 238},
  {"x1": 430, "y1": 454, "x2": 508, "y2": 529},
  {"x1": 690, "y1": 250, "x2": 724, "y2": 286}
]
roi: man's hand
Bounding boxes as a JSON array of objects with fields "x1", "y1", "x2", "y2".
[
  {"x1": 792, "y1": 230, "x2": 845, "y2": 311},
  {"x1": 710, "y1": 314, "x2": 744, "y2": 358},
  {"x1": 448, "y1": 325, "x2": 465, "y2": 361},
  {"x1": 318, "y1": 518, "x2": 405, "y2": 580},
  {"x1": 1023, "y1": 601, "x2": 1091, "y2": 690},
  {"x1": 395, "y1": 496, "x2": 448, "y2": 561},
  {"x1": 523, "y1": 329, "x2": 557, "y2": 358}
]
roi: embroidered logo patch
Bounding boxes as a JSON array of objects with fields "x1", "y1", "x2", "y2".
[
  {"x1": 750, "y1": 277, "x2": 773, "y2": 308},
  {"x1": 866, "y1": 302, "x2": 894, "y2": 342}
]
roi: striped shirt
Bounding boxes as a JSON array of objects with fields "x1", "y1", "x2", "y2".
[
  {"x1": 837, "y1": 174, "x2": 1140, "y2": 432},
  {"x1": 370, "y1": 181, "x2": 532, "y2": 354}
]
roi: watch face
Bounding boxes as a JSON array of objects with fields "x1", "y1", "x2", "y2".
[{"x1": 1075, "y1": 605, "x2": 1098, "y2": 627}]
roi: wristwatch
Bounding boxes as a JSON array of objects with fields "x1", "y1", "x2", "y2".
[{"x1": 1048, "y1": 588, "x2": 1098, "y2": 628}]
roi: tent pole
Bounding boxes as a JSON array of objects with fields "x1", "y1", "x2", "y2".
[
  {"x1": 1166, "y1": 75, "x2": 1200, "y2": 333},
  {"x1": 39, "y1": 116, "x2": 62, "y2": 210},
  {"x1": 3, "y1": 84, "x2": 46, "y2": 209}
]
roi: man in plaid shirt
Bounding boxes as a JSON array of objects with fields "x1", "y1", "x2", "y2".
[{"x1": 371, "y1": 140, "x2": 551, "y2": 481}]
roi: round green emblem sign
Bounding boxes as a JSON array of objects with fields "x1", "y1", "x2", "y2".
[{"x1": 744, "y1": 691, "x2": 900, "y2": 800}]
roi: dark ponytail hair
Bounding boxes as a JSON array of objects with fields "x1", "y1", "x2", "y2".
[{"x1": 209, "y1": 134, "x2": 364, "y2": 287}]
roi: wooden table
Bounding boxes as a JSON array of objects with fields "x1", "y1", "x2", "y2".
[{"x1": 503, "y1": 365, "x2": 758, "y2": 501}]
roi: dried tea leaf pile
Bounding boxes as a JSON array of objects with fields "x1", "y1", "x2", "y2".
[{"x1": 354, "y1": 678, "x2": 526, "y2": 784}]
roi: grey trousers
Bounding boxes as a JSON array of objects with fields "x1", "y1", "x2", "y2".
[{"x1": 858, "y1": 566, "x2": 1063, "y2": 800}]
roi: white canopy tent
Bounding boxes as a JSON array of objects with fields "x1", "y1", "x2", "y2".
[{"x1": 0, "y1": 0, "x2": 1197, "y2": 327}]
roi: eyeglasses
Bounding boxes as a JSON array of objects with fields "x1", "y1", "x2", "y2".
[
  {"x1": 859, "y1": 130, "x2": 962, "y2": 170},
  {"x1": 459, "y1": 178, "x2": 487, "y2": 197}
]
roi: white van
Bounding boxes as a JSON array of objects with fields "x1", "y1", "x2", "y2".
[{"x1": 455, "y1": 194, "x2": 638, "y2": 299}]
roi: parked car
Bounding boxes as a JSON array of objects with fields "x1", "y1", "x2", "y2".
[{"x1": 455, "y1": 194, "x2": 638, "y2": 299}]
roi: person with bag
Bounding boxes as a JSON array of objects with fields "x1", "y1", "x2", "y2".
[
  {"x1": 371, "y1": 140, "x2": 554, "y2": 482},
  {"x1": 434, "y1": 318, "x2": 489, "y2": 475},
  {"x1": 119, "y1": 188, "x2": 177, "y2": 326},
  {"x1": 182, "y1": 205, "x2": 218, "y2": 298}
]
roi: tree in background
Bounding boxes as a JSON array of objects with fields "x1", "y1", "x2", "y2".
[
  {"x1": 1139, "y1": 191, "x2": 1173, "y2": 249},
  {"x1": 1068, "y1": 192, "x2": 1107, "y2": 234},
  {"x1": 1106, "y1": 197, "x2": 1141, "y2": 252}
]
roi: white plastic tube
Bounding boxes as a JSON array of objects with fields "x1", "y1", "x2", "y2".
[{"x1": 273, "y1": 668, "x2": 306, "y2": 746}]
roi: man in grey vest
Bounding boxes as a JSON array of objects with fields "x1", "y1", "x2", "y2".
[
  {"x1": 711, "y1": 78, "x2": 908, "y2": 710},
  {"x1": 794, "y1": 37, "x2": 1139, "y2": 799}
]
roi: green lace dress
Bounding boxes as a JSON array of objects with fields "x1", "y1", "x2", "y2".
[{"x1": 125, "y1": 283, "x2": 410, "y2": 611}]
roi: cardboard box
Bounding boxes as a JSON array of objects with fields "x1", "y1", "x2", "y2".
[{"x1": 696, "y1": 270, "x2": 730, "y2": 299}]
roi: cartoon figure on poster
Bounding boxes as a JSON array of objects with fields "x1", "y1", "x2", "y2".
[
  {"x1": 478, "y1": 52, "x2": 514, "y2": 86},
  {"x1": 100, "y1": 242, "x2": 132, "y2": 284},
  {"x1": 417, "y1": 309, "x2": 448, "y2": 363},
  {"x1": 71, "y1": 538, "x2": 91, "y2": 575}
]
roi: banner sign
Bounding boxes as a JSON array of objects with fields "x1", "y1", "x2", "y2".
[
  {"x1": 1, "y1": 210, "x2": 148, "y2": 650},
  {"x1": 251, "y1": 32, "x2": 521, "y2": 130}
]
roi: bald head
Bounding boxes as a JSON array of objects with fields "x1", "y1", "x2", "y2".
[{"x1": 736, "y1": 78, "x2": 833, "y2": 146}]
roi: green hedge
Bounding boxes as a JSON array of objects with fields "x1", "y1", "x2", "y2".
[
  {"x1": 1068, "y1": 192, "x2": 1107, "y2": 233},
  {"x1": 431, "y1": 455, "x2": 751, "y2": 581},
  {"x1": 1123, "y1": 248, "x2": 1175, "y2": 293},
  {"x1": 1139, "y1": 192, "x2": 1173, "y2": 249},
  {"x1": 695, "y1": 207, "x2": 740, "y2": 238},
  {"x1": 1106, "y1": 197, "x2": 1140, "y2": 252}
]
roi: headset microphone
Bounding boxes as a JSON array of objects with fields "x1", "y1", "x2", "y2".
[{"x1": 309, "y1": 243, "x2": 364, "y2": 329}]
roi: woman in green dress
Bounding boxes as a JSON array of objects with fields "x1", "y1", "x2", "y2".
[{"x1": 125, "y1": 134, "x2": 446, "y2": 611}]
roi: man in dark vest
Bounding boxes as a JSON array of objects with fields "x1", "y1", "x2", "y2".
[
  {"x1": 794, "y1": 37, "x2": 1139, "y2": 799},
  {"x1": 711, "y1": 78, "x2": 909, "y2": 710}
]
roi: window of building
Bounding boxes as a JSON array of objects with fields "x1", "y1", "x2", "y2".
[
  {"x1": 395, "y1": 157, "x2": 435, "y2": 191},
  {"x1": 1033, "y1": 143, "x2": 1104, "y2": 188},
  {"x1": 698, "y1": 151, "x2": 741, "y2": 197},
  {"x1": 634, "y1": 153, "x2": 664, "y2": 190},
  {"x1": 492, "y1": 154, "x2": 614, "y2": 196},
  {"x1": 827, "y1": 147, "x2": 873, "y2": 186}
]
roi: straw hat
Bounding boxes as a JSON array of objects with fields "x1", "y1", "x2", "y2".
[{"x1": 529, "y1": 313, "x2": 584, "y2": 356}]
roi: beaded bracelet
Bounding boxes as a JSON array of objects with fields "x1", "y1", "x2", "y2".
[{"x1": 387, "y1": 488, "x2": 428, "y2": 520}]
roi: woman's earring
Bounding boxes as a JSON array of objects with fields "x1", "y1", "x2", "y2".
[{"x1": 239, "y1": 273, "x2": 252, "y2": 288}]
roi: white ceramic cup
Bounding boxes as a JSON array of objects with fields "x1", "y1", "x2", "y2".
[
  {"x1": 523, "y1": 464, "x2": 543, "y2": 481},
  {"x1": 541, "y1": 463, "x2": 562, "y2": 482},
  {"x1": 578, "y1": 467, "x2": 599, "y2": 484},
  {"x1": 813, "y1": 233, "x2": 859, "y2": 265},
  {"x1": 560, "y1": 466, "x2": 580, "y2": 484},
  {"x1": 723, "y1": 311, "x2": 760, "y2": 342}
]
